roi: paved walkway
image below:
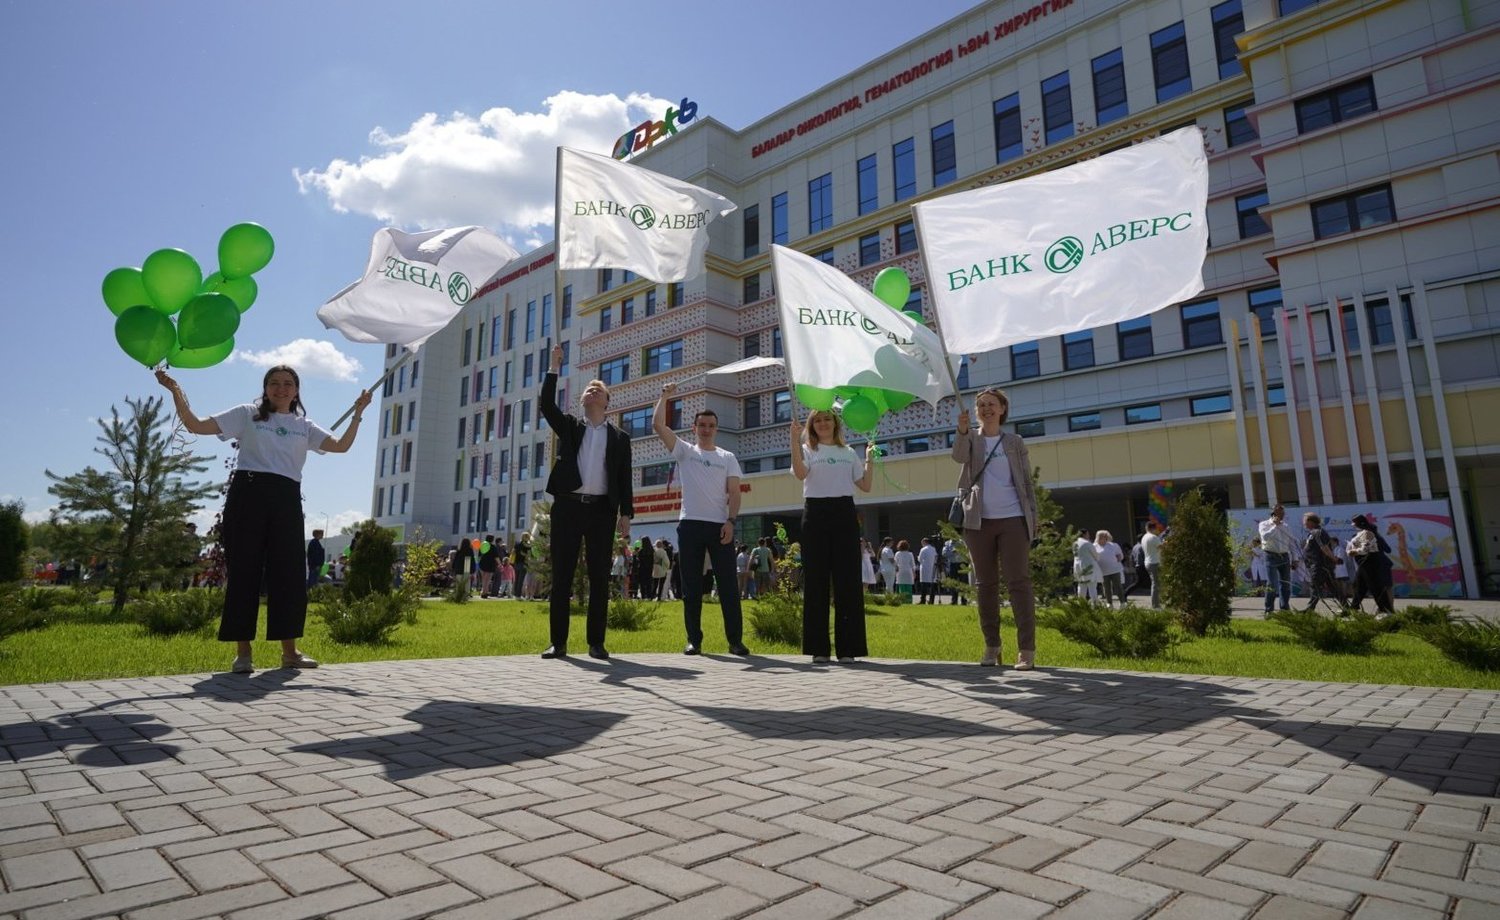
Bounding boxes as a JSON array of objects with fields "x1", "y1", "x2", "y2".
[{"x1": 1, "y1": 652, "x2": 1497, "y2": 919}]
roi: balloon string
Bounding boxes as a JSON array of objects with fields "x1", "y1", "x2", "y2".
[{"x1": 865, "y1": 443, "x2": 917, "y2": 495}]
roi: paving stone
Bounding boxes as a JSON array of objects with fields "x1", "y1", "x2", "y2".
[
  {"x1": 781, "y1": 855, "x2": 901, "y2": 902},
  {"x1": 517, "y1": 855, "x2": 626, "y2": 899},
  {"x1": 1, "y1": 849, "x2": 88, "y2": 888},
  {"x1": 738, "y1": 887, "x2": 857, "y2": 920},
  {"x1": 173, "y1": 849, "x2": 268, "y2": 890},
  {"x1": 260, "y1": 852, "x2": 359, "y2": 894},
  {"x1": 696, "y1": 857, "x2": 809, "y2": 900},
  {"x1": 1251, "y1": 894, "x2": 1349, "y2": 920},
  {"x1": 123, "y1": 880, "x2": 288, "y2": 920},
  {"x1": 87, "y1": 848, "x2": 178, "y2": 890}
]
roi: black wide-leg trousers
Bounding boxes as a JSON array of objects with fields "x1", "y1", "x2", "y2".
[{"x1": 220, "y1": 470, "x2": 307, "y2": 641}]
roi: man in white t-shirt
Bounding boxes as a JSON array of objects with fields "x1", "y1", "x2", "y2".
[
  {"x1": 654, "y1": 381, "x2": 748, "y2": 656},
  {"x1": 1140, "y1": 521, "x2": 1164, "y2": 609}
]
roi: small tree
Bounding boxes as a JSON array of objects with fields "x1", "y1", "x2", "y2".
[
  {"x1": 345, "y1": 519, "x2": 397, "y2": 599},
  {"x1": 1160, "y1": 486, "x2": 1234, "y2": 634},
  {"x1": 45, "y1": 396, "x2": 217, "y2": 612},
  {"x1": 0, "y1": 500, "x2": 27, "y2": 584}
]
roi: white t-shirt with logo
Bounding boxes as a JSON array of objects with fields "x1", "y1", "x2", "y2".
[
  {"x1": 213, "y1": 404, "x2": 332, "y2": 482},
  {"x1": 797, "y1": 444, "x2": 863, "y2": 498},
  {"x1": 671, "y1": 439, "x2": 742, "y2": 523}
]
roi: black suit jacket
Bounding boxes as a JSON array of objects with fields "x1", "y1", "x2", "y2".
[{"x1": 540, "y1": 372, "x2": 634, "y2": 518}]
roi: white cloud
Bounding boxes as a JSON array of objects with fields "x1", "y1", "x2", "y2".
[
  {"x1": 306, "y1": 509, "x2": 369, "y2": 540},
  {"x1": 233, "y1": 339, "x2": 363, "y2": 382},
  {"x1": 294, "y1": 90, "x2": 676, "y2": 237}
]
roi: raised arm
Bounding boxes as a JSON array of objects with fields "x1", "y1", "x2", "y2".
[
  {"x1": 320, "y1": 390, "x2": 373, "y2": 453},
  {"x1": 856, "y1": 442, "x2": 876, "y2": 493},
  {"x1": 789, "y1": 416, "x2": 808, "y2": 480},
  {"x1": 539, "y1": 343, "x2": 568, "y2": 431},
  {"x1": 653, "y1": 381, "x2": 678, "y2": 452},
  {"x1": 155, "y1": 369, "x2": 221, "y2": 436}
]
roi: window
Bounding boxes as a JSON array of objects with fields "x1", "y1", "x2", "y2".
[
  {"x1": 1069, "y1": 412, "x2": 1101, "y2": 432},
  {"x1": 498, "y1": 448, "x2": 510, "y2": 483},
  {"x1": 773, "y1": 455, "x2": 793, "y2": 471},
  {"x1": 641, "y1": 463, "x2": 672, "y2": 487},
  {"x1": 1191, "y1": 393, "x2": 1233, "y2": 416},
  {"x1": 930, "y1": 121, "x2": 956, "y2": 187},
  {"x1": 993, "y1": 93, "x2": 1022, "y2": 163},
  {"x1": 1248, "y1": 285, "x2": 1282, "y2": 337},
  {"x1": 1341, "y1": 296, "x2": 1416, "y2": 348},
  {"x1": 519, "y1": 400, "x2": 531, "y2": 433},
  {"x1": 1063, "y1": 330, "x2": 1094, "y2": 370},
  {"x1": 621, "y1": 297, "x2": 634, "y2": 326},
  {"x1": 1224, "y1": 100, "x2": 1257, "y2": 147},
  {"x1": 456, "y1": 418, "x2": 466, "y2": 449},
  {"x1": 902, "y1": 289, "x2": 921, "y2": 318},
  {"x1": 668, "y1": 282, "x2": 683, "y2": 307},
  {"x1": 808, "y1": 173, "x2": 833, "y2": 234},
  {"x1": 1212, "y1": 1, "x2": 1244, "y2": 79},
  {"x1": 743, "y1": 273, "x2": 760, "y2": 304},
  {"x1": 741, "y1": 458, "x2": 763, "y2": 474},
  {"x1": 1236, "y1": 189, "x2": 1270, "y2": 238},
  {"x1": 1015, "y1": 419, "x2": 1045, "y2": 437},
  {"x1": 743, "y1": 333, "x2": 761, "y2": 359},
  {"x1": 600, "y1": 268, "x2": 614, "y2": 292},
  {"x1": 533, "y1": 444, "x2": 546, "y2": 480},
  {"x1": 859, "y1": 232, "x2": 881, "y2": 266},
  {"x1": 1295, "y1": 77, "x2": 1376, "y2": 133},
  {"x1": 486, "y1": 367, "x2": 498, "y2": 400},
  {"x1": 1042, "y1": 71, "x2": 1073, "y2": 144},
  {"x1": 1125, "y1": 403, "x2": 1163, "y2": 425},
  {"x1": 1092, "y1": 49, "x2": 1127, "y2": 124},
  {"x1": 772, "y1": 327, "x2": 782, "y2": 357},
  {"x1": 514, "y1": 498, "x2": 527, "y2": 531},
  {"x1": 562, "y1": 285, "x2": 573, "y2": 329},
  {"x1": 620, "y1": 407, "x2": 652, "y2": 438},
  {"x1": 1267, "y1": 385, "x2": 1286, "y2": 407},
  {"x1": 743, "y1": 203, "x2": 760, "y2": 258},
  {"x1": 771, "y1": 192, "x2": 788, "y2": 244},
  {"x1": 600, "y1": 306, "x2": 612, "y2": 332},
  {"x1": 1011, "y1": 341, "x2": 1040, "y2": 379},
  {"x1": 542, "y1": 293, "x2": 552, "y2": 339},
  {"x1": 451, "y1": 502, "x2": 460, "y2": 535},
  {"x1": 1151, "y1": 23, "x2": 1191, "y2": 102},
  {"x1": 1280, "y1": 0, "x2": 1322, "y2": 13},
  {"x1": 1118, "y1": 316, "x2": 1153, "y2": 360},
  {"x1": 743, "y1": 394, "x2": 761, "y2": 428},
  {"x1": 667, "y1": 398, "x2": 684, "y2": 429},
  {"x1": 503, "y1": 360, "x2": 513, "y2": 394},
  {"x1": 893, "y1": 137, "x2": 916, "y2": 201},
  {"x1": 773, "y1": 389, "x2": 792, "y2": 424},
  {"x1": 904, "y1": 435, "x2": 932, "y2": 453},
  {"x1": 525, "y1": 300, "x2": 537, "y2": 343},
  {"x1": 1182, "y1": 299, "x2": 1222, "y2": 348},
  {"x1": 411, "y1": 359, "x2": 419, "y2": 385},
  {"x1": 495, "y1": 495, "x2": 507, "y2": 526},
  {"x1": 858, "y1": 154, "x2": 878, "y2": 215},
  {"x1": 813, "y1": 248, "x2": 834, "y2": 265},
  {"x1": 645, "y1": 339, "x2": 684, "y2": 374},
  {"x1": 1312, "y1": 184, "x2": 1394, "y2": 239},
  {"x1": 523, "y1": 353, "x2": 534, "y2": 389},
  {"x1": 458, "y1": 374, "x2": 468, "y2": 407},
  {"x1": 895, "y1": 220, "x2": 917, "y2": 254},
  {"x1": 462, "y1": 328, "x2": 472, "y2": 367},
  {"x1": 599, "y1": 356, "x2": 629, "y2": 385}
]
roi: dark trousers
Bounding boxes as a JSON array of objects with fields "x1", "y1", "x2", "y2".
[
  {"x1": 1265, "y1": 552, "x2": 1292, "y2": 611},
  {"x1": 220, "y1": 471, "x2": 306, "y2": 642},
  {"x1": 1351, "y1": 559, "x2": 1396, "y2": 614},
  {"x1": 800, "y1": 498, "x2": 867, "y2": 658},
  {"x1": 548, "y1": 498, "x2": 615, "y2": 648},
  {"x1": 677, "y1": 519, "x2": 742, "y2": 647}
]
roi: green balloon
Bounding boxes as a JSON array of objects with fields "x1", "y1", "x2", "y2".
[
  {"x1": 480, "y1": 541, "x2": 492, "y2": 554},
  {"x1": 882, "y1": 389, "x2": 917, "y2": 412},
  {"x1": 167, "y1": 335, "x2": 234, "y2": 369},
  {"x1": 101, "y1": 267, "x2": 149, "y2": 317},
  {"x1": 858, "y1": 387, "x2": 889, "y2": 414},
  {"x1": 141, "y1": 248, "x2": 202, "y2": 315},
  {"x1": 218, "y1": 222, "x2": 275, "y2": 279},
  {"x1": 834, "y1": 385, "x2": 860, "y2": 399},
  {"x1": 872, "y1": 267, "x2": 911, "y2": 310},
  {"x1": 177, "y1": 293, "x2": 241, "y2": 348},
  {"x1": 794, "y1": 384, "x2": 837, "y2": 411},
  {"x1": 201, "y1": 271, "x2": 258, "y2": 312},
  {"x1": 115, "y1": 306, "x2": 177, "y2": 367},
  {"x1": 841, "y1": 395, "x2": 881, "y2": 433},
  {"x1": 901, "y1": 310, "x2": 924, "y2": 325}
]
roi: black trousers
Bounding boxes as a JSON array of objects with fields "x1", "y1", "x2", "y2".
[
  {"x1": 220, "y1": 471, "x2": 306, "y2": 641},
  {"x1": 549, "y1": 497, "x2": 615, "y2": 647},
  {"x1": 677, "y1": 519, "x2": 743, "y2": 647},
  {"x1": 800, "y1": 497, "x2": 867, "y2": 658}
]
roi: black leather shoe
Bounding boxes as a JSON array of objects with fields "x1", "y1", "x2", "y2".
[
  {"x1": 728, "y1": 643, "x2": 750, "y2": 656},
  {"x1": 588, "y1": 645, "x2": 609, "y2": 660},
  {"x1": 683, "y1": 643, "x2": 700, "y2": 656},
  {"x1": 541, "y1": 645, "x2": 566, "y2": 659}
]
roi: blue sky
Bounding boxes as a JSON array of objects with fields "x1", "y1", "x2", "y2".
[{"x1": 1, "y1": 0, "x2": 976, "y2": 539}]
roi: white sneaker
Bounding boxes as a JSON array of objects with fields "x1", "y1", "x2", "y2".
[
  {"x1": 230, "y1": 656, "x2": 253, "y2": 674},
  {"x1": 979, "y1": 647, "x2": 1000, "y2": 667}
]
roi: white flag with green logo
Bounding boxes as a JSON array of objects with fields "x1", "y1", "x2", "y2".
[
  {"x1": 913, "y1": 127, "x2": 1209, "y2": 355},
  {"x1": 771, "y1": 245, "x2": 960, "y2": 406},
  {"x1": 318, "y1": 226, "x2": 520, "y2": 349},
  {"x1": 556, "y1": 146, "x2": 736, "y2": 282}
]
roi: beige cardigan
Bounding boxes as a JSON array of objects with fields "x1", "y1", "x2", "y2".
[{"x1": 950, "y1": 429, "x2": 1040, "y2": 538}]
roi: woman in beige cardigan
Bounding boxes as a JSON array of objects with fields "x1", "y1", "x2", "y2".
[{"x1": 951, "y1": 388, "x2": 1040, "y2": 669}]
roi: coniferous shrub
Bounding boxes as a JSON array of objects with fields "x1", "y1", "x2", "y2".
[
  {"x1": 1040, "y1": 597, "x2": 1179, "y2": 658},
  {"x1": 345, "y1": 520, "x2": 397, "y2": 599},
  {"x1": 316, "y1": 591, "x2": 418, "y2": 645},
  {"x1": 608, "y1": 597, "x2": 661, "y2": 631},
  {"x1": 133, "y1": 589, "x2": 221, "y2": 636},
  {"x1": 1269, "y1": 608, "x2": 1383, "y2": 654},
  {"x1": 1160, "y1": 487, "x2": 1235, "y2": 635},
  {"x1": 1416, "y1": 619, "x2": 1500, "y2": 671},
  {"x1": 1379, "y1": 603, "x2": 1453, "y2": 634}
]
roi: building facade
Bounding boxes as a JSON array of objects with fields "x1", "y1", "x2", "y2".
[{"x1": 369, "y1": 0, "x2": 1500, "y2": 594}]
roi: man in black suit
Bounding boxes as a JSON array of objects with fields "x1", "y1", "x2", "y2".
[{"x1": 539, "y1": 343, "x2": 634, "y2": 660}]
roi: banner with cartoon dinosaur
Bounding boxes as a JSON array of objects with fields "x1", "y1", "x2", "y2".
[{"x1": 1226, "y1": 499, "x2": 1462, "y2": 599}]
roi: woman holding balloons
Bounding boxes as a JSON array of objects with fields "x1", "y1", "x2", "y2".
[
  {"x1": 157, "y1": 365, "x2": 371, "y2": 674},
  {"x1": 791, "y1": 410, "x2": 876, "y2": 663}
]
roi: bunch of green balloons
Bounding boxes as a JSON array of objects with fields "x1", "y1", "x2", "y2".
[
  {"x1": 794, "y1": 266, "x2": 922, "y2": 433},
  {"x1": 103, "y1": 223, "x2": 275, "y2": 368}
]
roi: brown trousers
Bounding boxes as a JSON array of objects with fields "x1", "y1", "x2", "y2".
[{"x1": 964, "y1": 516, "x2": 1035, "y2": 652}]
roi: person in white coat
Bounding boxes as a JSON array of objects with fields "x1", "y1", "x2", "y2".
[
  {"x1": 1073, "y1": 533, "x2": 1100, "y2": 601},
  {"x1": 917, "y1": 537, "x2": 939, "y2": 604}
]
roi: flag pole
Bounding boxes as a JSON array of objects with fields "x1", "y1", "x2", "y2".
[
  {"x1": 909, "y1": 212, "x2": 965, "y2": 407},
  {"x1": 331, "y1": 348, "x2": 412, "y2": 431},
  {"x1": 769, "y1": 247, "x2": 805, "y2": 427}
]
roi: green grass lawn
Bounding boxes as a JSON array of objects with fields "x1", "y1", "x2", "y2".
[{"x1": 2, "y1": 598, "x2": 1498, "y2": 690}]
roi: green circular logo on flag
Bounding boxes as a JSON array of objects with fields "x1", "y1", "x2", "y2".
[
  {"x1": 1045, "y1": 236, "x2": 1085, "y2": 274},
  {"x1": 447, "y1": 272, "x2": 471, "y2": 305},
  {"x1": 629, "y1": 205, "x2": 657, "y2": 230}
]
